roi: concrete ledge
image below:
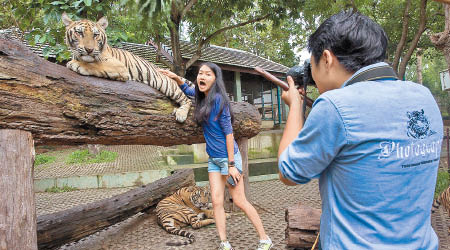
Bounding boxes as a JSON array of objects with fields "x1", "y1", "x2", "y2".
[
  {"x1": 196, "y1": 173, "x2": 280, "y2": 186},
  {"x1": 34, "y1": 170, "x2": 170, "y2": 192}
]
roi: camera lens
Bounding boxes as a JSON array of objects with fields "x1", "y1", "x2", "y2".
[{"x1": 286, "y1": 60, "x2": 315, "y2": 87}]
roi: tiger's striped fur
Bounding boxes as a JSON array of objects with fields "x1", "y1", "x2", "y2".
[
  {"x1": 156, "y1": 186, "x2": 214, "y2": 246},
  {"x1": 432, "y1": 185, "x2": 450, "y2": 215},
  {"x1": 155, "y1": 186, "x2": 215, "y2": 246},
  {"x1": 61, "y1": 13, "x2": 191, "y2": 123}
]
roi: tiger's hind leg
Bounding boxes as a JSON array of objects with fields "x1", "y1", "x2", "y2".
[{"x1": 190, "y1": 213, "x2": 215, "y2": 229}]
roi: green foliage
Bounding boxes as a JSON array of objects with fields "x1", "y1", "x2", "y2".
[
  {"x1": 66, "y1": 149, "x2": 118, "y2": 164},
  {"x1": 1, "y1": 0, "x2": 137, "y2": 62},
  {"x1": 2, "y1": 0, "x2": 446, "y2": 74},
  {"x1": 45, "y1": 185, "x2": 78, "y2": 193},
  {"x1": 435, "y1": 171, "x2": 449, "y2": 199},
  {"x1": 406, "y1": 48, "x2": 449, "y2": 116},
  {"x1": 34, "y1": 154, "x2": 56, "y2": 166}
]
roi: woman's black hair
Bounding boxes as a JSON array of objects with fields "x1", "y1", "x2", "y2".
[
  {"x1": 307, "y1": 10, "x2": 388, "y2": 73},
  {"x1": 193, "y1": 62, "x2": 234, "y2": 125}
]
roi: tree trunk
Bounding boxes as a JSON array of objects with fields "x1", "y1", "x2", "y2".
[
  {"x1": 430, "y1": 3, "x2": 450, "y2": 74},
  {"x1": 37, "y1": 168, "x2": 195, "y2": 250},
  {"x1": 398, "y1": 0, "x2": 428, "y2": 79},
  {"x1": 393, "y1": 0, "x2": 412, "y2": 73},
  {"x1": 224, "y1": 137, "x2": 250, "y2": 212},
  {"x1": 0, "y1": 37, "x2": 261, "y2": 146},
  {"x1": 285, "y1": 203, "x2": 321, "y2": 249},
  {"x1": 417, "y1": 48, "x2": 423, "y2": 84},
  {"x1": 237, "y1": 137, "x2": 250, "y2": 201},
  {"x1": 0, "y1": 130, "x2": 37, "y2": 250}
]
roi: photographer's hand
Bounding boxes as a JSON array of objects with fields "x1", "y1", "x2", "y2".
[{"x1": 281, "y1": 76, "x2": 305, "y2": 107}]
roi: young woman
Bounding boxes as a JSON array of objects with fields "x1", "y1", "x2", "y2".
[{"x1": 159, "y1": 62, "x2": 272, "y2": 250}]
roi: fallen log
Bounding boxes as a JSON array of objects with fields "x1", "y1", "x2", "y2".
[
  {"x1": 285, "y1": 203, "x2": 321, "y2": 249},
  {"x1": 0, "y1": 36, "x2": 261, "y2": 146},
  {"x1": 37, "y1": 168, "x2": 195, "y2": 249}
]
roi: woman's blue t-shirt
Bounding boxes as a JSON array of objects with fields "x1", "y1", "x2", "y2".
[{"x1": 180, "y1": 83, "x2": 238, "y2": 158}]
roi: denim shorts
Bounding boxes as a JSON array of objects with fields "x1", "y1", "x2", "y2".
[{"x1": 208, "y1": 152, "x2": 243, "y2": 175}]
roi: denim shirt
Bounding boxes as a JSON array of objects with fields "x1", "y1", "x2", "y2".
[{"x1": 279, "y1": 62, "x2": 442, "y2": 250}]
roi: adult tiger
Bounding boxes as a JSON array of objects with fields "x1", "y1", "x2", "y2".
[
  {"x1": 61, "y1": 13, "x2": 191, "y2": 123},
  {"x1": 156, "y1": 186, "x2": 218, "y2": 246}
]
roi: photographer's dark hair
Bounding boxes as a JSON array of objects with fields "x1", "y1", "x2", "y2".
[
  {"x1": 193, "y1": 62, "x2": 234, "y2": 125},
  {"x1": 307, "y1": 11, "x2": 388, "y2": 73}
]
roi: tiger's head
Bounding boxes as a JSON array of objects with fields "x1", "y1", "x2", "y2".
[
  {"x1": 190, "y1": 186, "x2": 212, "y2": 210},
  {"x1": 62, "y1": 13, "x2": 108, "y2": 63}
]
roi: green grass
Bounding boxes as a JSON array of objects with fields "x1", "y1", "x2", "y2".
[
  {"x1": 34, "y1": 154, "x2": 56, "y2": 166},
  {"x1": 435, "y1": 171, "x2": 449, "y2": 199},
  {"x1": 65, "y1": 149, "x2": 118, "y2": 164},
  {"x1": 45, "y1": 185, "x2": 78, "y2": 193}
]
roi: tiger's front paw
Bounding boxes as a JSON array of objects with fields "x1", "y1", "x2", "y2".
[
  {"x1": 67, "y1": 60, "x2": 94, "y2": 76},
  {"x1": 173, "y1": 107, "x2": 188, "y2": 123},
  {"x1": 66, "y1": 60, "x2": 80, "y2": 73}
]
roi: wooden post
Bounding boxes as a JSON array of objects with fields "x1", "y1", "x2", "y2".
[
  {"x1": 0, "y1": 130, "x2": 37, "y2": 250},
  {"x1": 224, "y1": 137, "x2": 250, "y2": 212},
  {"x1": 237, "y1": 137, "x2": 250, "y2": 201}
]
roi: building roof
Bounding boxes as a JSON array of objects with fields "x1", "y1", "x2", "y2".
[
  {"x1": 115, "y1": 42, "x2": 169, "y2": 69},
  {"x1": 161, "y1": 40, "x2": 289, "y2": 74}
]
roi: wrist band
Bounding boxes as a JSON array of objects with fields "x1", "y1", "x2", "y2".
[{"x1": 228, "y1": 161, "x2": 235, "y2": 166}]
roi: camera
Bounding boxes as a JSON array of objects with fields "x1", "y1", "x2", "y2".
[{"x1": 286, "y1": 59, "x2": 316, "y2": 87}]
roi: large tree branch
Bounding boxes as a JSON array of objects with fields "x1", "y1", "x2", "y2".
[
  {"x1": 180, "y1": 0, "x2": 198, "y2": 19},
  {"x1": 0, "y1": 37, "x2": 261, "y2": 146},
  {"x1": 398, "y1": 0, "x2": 428, "y2": 78},
  {"x1": 430, "y1": 2, "x2": 450, "y2": 73},
  {"x1": 393, "y1": 0, "x2": 412, "y2": 73},
  {"x1": 185, "y1": 14, "x2": 270, "y2": 69}
]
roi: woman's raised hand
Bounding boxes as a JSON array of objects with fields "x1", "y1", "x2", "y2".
[{"x1": 158, "y1": 69, "x2": 184, "y2": 85}]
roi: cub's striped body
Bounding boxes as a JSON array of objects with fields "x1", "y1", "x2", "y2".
[
  {"x1": 432, "y1": 185, "x2": 450, "y2": 215},
  {"x1": 61, "y1": 13, "x2": 191, "y2": 123},
  {"x1": 156, "y1": 186, "x2": 215, "y2": 246}
]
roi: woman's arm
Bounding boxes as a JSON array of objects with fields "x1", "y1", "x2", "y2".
[
  {"x1": 226, "y1": 133, "x2": 234, "y2": 163},
  {"x1": 158, "y1": 69, "x2": 195, "y2": 97},
  {"x1": 158, "y1": 69, "x2": 185, "y2": 86}
]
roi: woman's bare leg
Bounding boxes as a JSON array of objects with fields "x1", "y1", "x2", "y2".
[
  {"x1": 228, "y1": 177, "x2": 268, "y2": 240},
  {"x1": 209, "y1": 172, "x2": 228, "y2": 241}
]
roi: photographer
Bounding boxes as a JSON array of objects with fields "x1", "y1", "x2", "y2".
[{"x1": 278, "y1": 11, "x2": 443, "y2": 249}]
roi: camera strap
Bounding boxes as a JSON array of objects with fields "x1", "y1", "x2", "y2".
[{"x1": 346, "y1": 65, "x2": 398, "y2": 86}]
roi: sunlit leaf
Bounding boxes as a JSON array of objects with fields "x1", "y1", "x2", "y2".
[{"x1": 50, "y1": 1, "x2": 65, "y2": 5}]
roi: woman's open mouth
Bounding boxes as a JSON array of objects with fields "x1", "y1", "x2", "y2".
[{"x1": 199, "y1": 81, "x2": 206, "y2": 87}]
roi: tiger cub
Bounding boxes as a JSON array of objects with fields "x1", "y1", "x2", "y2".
[
  {"x1": 432, "y1": 185, "x2": 450, "y2": 215},
  {"x1": 61, "y1": 13, "x2": 191, "y2": 123},
  {"x1": 156, "y1": 186, "x2": 215, "y2": 246}
]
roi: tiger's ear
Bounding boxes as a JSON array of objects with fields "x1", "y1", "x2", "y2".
[
  {"x1": 97, "y1": 16, "x2": 108, "y2": 30},
  {"x1": 61, "y1": 12, "x2": 73, "y2": 27}
]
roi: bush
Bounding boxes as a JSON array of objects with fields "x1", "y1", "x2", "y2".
[
  {"x1": 435, "y1": 171, "x2": 449, "y2": 199},
  {"x1": 34, "y1": 154, "x2": 56, "y2": 166},
  {"x1": 45, "y1": 185, "x2": 77, "y2": 193},
  {"x1": 66, "y1": 149, "x2": 118, "y2": 164}
]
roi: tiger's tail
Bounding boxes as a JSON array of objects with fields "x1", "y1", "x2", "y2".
[{"x1": 162, "y1": 221, "x2": 195, "y2": 246}]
